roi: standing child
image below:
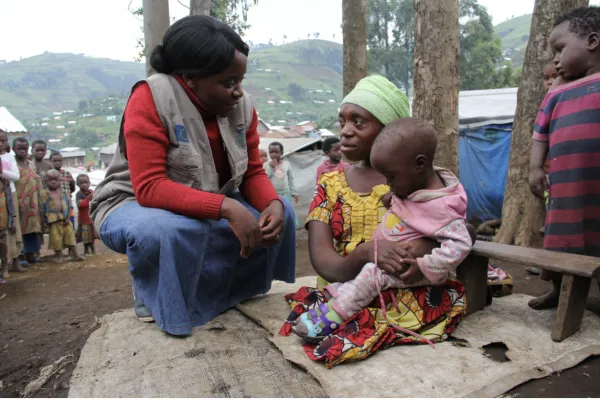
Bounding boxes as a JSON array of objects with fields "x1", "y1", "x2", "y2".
[
  {"x1": 75, "y1": 174, "x2": 97, "y2": 255},
  {"x1": 292, "y1": 119, "x2": 473, "y2": 341},
  {"x1": 264, "y1": 142, "x2": 299, "y2": 204},
  {"x1": 13, "y1": 138, "x2": 45, "y2": 264},
  {"x1": 0, "y1": 134, "x2": 22, "y2": 277},
  {"x1": 32, "y1": 140, "x2": 53, "y2": 188},
  {"x1": 316, "y1": 137, "x2": 349, "y2": 184},
  {"x1": 528, "y1": 6, "x2": 600, "y2": 310},
  {"x1": 49, "y1": 152, "x2": 76, "y2": 228},
  {"x1": 42, "y1": 170, "x2": 84, "y2": 263},
  {"x1": 0, "y1": 143, "x2": 16, "y2": 283}
]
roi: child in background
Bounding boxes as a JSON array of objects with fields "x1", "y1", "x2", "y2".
[
  {"x1": 528, "y1": 6, "x2": 600, "y2": 310},
  {"x1": 293, "y1": 119, "x2": 473, "y2": 341},
  {"x1": 32, "y1": 140, "x2": 53, "y2": 188},
  {"x1": 0, "y1": 133, "x2": 21, "y2": 279},
  {"x1": 264, "y1": 142, "x2": 299, "y2": 204},
  {"x1": 259, "y1": 149, "x2": 268, "y2": 164},
  {"x1": 42, "y1": 170, "x2": 84, "y2": 263},
  {"x1": 0, "y1": 144, "x2": 16, "y2": 283},
  {"x1": 49, "y1": 152, "x2": 76, "y2": 228},
  {"x1": 13, "y1": 138, "x2": 45, "y2": 264},
  {"x1": 316, "y1": 137, "x2": 349, "y2": 184},
  {"x1": 75, "y1": 174, "x2": 97, "y2": 255}
]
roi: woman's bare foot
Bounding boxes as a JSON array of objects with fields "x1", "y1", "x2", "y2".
[
  {"x1": 528, "y1": 281, "x2": 561, "y2": 310},
  {"x1": 54, "y1": 251, "x2": 65, "y2": 264}
]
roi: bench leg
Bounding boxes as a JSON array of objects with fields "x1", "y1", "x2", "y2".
[
  {"x1": 551, "y1": 274, "x2": 591, "y2": 342},
  {"x1": 457, "y1": 254, "x2": 489, "y2": 315}
]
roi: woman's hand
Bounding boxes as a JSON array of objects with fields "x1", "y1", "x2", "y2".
[
  {"x1": 221, "y1": 197, "x2": 262, "y2": 258},
  {"x1": 529, "y1": 167, "x2": 547, "y2": 199},
  {"x1": 367, "y1": 240, "x2": 410, "y2": 280},
  {"x1": 396, "y1": 257, "x2": 425, "y2": 284},
  {"x1": 259, "y1": 200, "x2": 285, "y2": 248}
]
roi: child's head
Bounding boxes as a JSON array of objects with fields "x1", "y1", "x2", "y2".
[
  {"x1": 46, "y1": 169, "x2": 61, "y2": 191},
  {"x1": 370, "y1": 118, "x2": 437, "y2": 198},
  {"x1": 50, "y1": 152, "x2": 63, "y2": 170},
  {"x1": 322, "y1": 137, "x2": 343, "y2": 163},
  {"x1": 543, "y1": 61, "x2": 558, "y2": 90},
  {"x1": 32, "y1": 140, "x2": 48, "y2": 162},
  {"x1": 269, "y1": 142, "x2": 283, "y2": 162},
  {"x1": 259, "y1": 149, "x2": 268, "y2": 163},
  {"x1": 550, "y1": 6, "x2": 600, "y2": 81},
  {"x1": 12, "y1": 137, "x2": 29, "y2": 161},
  {"x1": 77, "y1": 174, "x2": 91, "y2": 192},
  {"x1": 0, "y1": 132, "x2": 8, "y2": 155}
]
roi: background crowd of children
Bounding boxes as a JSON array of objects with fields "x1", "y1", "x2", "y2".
[{"x1": 0, "y1": 137, "x2": 96, "y2": 284}]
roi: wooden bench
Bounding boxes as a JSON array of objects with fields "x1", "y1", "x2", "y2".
[{"x1": 457, "y1": 241, "x2": 600, "y2": 342}]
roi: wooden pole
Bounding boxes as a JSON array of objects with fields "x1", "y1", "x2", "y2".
[
  {"x1": 342, "y1": 0, "x2": 368, "y2": 97},
  {"x1": 142, "y1": 0, "x2": 170, "y2": 77}
]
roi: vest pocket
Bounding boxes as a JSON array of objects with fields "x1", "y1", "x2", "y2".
[{"x1": 166, "y1": 155, "x2": 199, "y2": 188}]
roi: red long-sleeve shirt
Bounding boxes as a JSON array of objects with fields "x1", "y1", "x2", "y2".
[{"x1": 123, "y1": 77, "x2": 279, "y2": 220}]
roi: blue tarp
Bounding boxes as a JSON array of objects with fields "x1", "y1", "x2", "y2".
[{"x1": 458, "y1": 123, "x2": 512, "y2": 222}]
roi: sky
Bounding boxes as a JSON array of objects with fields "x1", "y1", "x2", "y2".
[{"x1": 1, "y1": 0, "x2": 599, "y2": 62}]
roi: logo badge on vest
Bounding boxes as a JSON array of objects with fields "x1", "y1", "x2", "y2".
[
  {"x1": 235, "y1": 123, "x2": 245, "y2": 147},
  {"x1": 175, "y1": 125, "x2": 189, "y2": 143}
]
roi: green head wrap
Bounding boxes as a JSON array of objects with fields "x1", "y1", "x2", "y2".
[{"x1": 341, "y1": 75, "x2": 410, "y2": 125}]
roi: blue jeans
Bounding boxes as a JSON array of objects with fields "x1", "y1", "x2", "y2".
[{"x1": 99, "y1": 193, "x2": 296, "y2": 335}]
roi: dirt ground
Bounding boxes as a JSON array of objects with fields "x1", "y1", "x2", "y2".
[{"x1": 1, "y1": 231, "x2": 599, "y2": 398}]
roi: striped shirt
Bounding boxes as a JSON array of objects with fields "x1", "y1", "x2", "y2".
[{"x1": 533, "y1": 72, "x2": 600, "y2": 256}]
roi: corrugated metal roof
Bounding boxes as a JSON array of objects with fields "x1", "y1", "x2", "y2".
[
  {"x1": 0, "y1": 107, "x2": 27, "y2": 133},
  {"x1": 259, "y1": 137, "x2": 322, "y2": 157},
  {"x1": 99, "y1": 143, "x2": 118, "y2": 155}
]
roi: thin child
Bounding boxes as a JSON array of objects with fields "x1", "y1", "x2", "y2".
[
  {"x1": 316, "y1": 137, "x2": 349, "y2": 184},
  {"x1": 75, "y1": 174, "x2": 97, "y2": 255},
  {"x1": 42, "y1": 170, "x2": 84, "y2": 263},
  {"x1": 292, "y1": 118, "x2": 473, "y2": 341},
  {"x1": 529, "y1": 6, "x2": 600, "y2": 309}
]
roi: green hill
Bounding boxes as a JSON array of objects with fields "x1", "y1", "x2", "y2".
[
  {"x1": 0, "y1": 40, "x2": 343, "y2": 128},
  {"x1": 495, "y1": 14, "x2": 532, "y2": 67}
]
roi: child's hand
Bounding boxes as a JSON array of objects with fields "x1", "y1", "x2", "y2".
[
  {"x1": 294, "y1": 195, "x2": 300, "y2": 204},
  {"x1": 397, "y1": 257, "x2": 425, "y2": 284},
  {"x1": 268, "y1": 160, "x2": 277, "y2": 169},
  {"x1": 529, "y1": 167, "x2": 547, "y2": 199},
  {"x1": 10, "y1": 226, "x2": 16, "y2": 234}
]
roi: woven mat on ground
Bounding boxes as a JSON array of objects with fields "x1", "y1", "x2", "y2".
[
  {"x1": 236, "y1": 276, "x2": 600, "y2": 398},
  {"x1": 68, "y1": 308, "x2": 326, "y2": 398}
]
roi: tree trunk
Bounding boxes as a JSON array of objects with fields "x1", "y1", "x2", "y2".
[
  {"x1": 190, "y1": 0, "x2": 212, "y2": 16},
  {"x1": 342, "y1": 0, "x2": 368, "y2": 97},
  {"x1": 412, "y1": 0, "x2": 460, "y2": 175},
  {"x1": 494, "y1": 0, "x2": 588, "y2": 246},
  {"x1": 142, "y1": 0, "x2": 170, "y2": 77}
]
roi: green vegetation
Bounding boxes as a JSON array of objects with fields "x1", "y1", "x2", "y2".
[{"x1": 494, "y1": 13, "x2": 532, "y2": 67}]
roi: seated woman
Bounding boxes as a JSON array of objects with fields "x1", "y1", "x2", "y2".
[
  {"x1": 91, "y1": 16, "x2": 296, "y2": 336},
  {"x1": 280, "y1": 76, "x2": 469, "y2": 367}
]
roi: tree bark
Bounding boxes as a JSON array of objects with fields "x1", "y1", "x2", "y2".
[
  {"x1": 494, "y1": 0, "x2": 588, "y2": 246},
  {"x1": 190, "y1": 0, "x2": 212, "y2": 16},
  {"x1": 412, "y1": 0, "x2": 460, "y2": 175},
  {"x1": 342, "y1": 0, "x2": 368, "y2": 97},
  {"x1": 142, "y1": 0, "x2": 170, "y2": 77}
]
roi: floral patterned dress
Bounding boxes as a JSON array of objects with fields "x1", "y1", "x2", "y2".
[{"x1": 279, "y1": 170, "x2": 466, "y2": 368}]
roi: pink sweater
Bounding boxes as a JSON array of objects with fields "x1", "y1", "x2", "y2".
[
  {"x1": 316, "y1": 160, "x2": 350, "y2": 184},
  {"x1": 372, "y1": 168, "x2": 472, "y2": 285}
]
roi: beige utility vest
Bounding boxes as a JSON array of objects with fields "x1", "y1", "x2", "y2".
[{"x1": 90, "y1": 73, "x2": 254, "y2": 228}]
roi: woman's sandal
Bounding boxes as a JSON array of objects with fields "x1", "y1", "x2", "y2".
[{"x1": 291, "y1": 303, "x2": 341, "y2": 343}]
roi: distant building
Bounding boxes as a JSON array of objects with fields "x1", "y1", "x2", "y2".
[
  {"x1": 0, "y1": 106, "x2": 29, "y2": 140},
  {"x1": 58, "y1": 147, "x2": 86, "y2": 167},
  {"x1": 257, "y1": 119, "x2": 270, "y2": 136},
  {"x1": 106, "y1": 115, "x2": 118, "y2": 123},
  {"x1": 99, "y1": 143, "x2": 118, "y2": 166}
]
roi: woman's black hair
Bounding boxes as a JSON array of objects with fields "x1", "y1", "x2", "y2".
[
  {"x1": 150, "y1": 15, "x2": 250, "y2": 78},
  {"x1": 322, "y1": 137, "x2": 340, "y2": 153},
  {"x1": 13, "y1": 137, "x2": 28, "y2": 148},
  {"x1": 269, "y1": 142, "x2": 284, "y2": 152}
]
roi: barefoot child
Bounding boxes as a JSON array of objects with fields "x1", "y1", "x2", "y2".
[
  {"x1": 13, "y1": 138, "x2": 45, "y2": 264},
  {"x1": 0, "y1": 134, "x2": 21, "y2": 279},
  {"x1": 42, "y1": 170, "x2": 84, "y2": 263},
  {"x1": 264, "y1": 142, "x2": 299, "y2": 204},
  {"x1": 0, "y1": 156, "x2": 16, "y2": 283},
  {"x1": 75, "y1": 174, "x2": 97, "y2": 255},
  {"x1": 528, "y1": 6, "x2": 600, "y2": 310},
  {"x1": 315, "y1": 137, "x2": 349, "y2": 183},
  {"x1": 292, "y1": 118, "x2": 473, "y2": 341}
]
